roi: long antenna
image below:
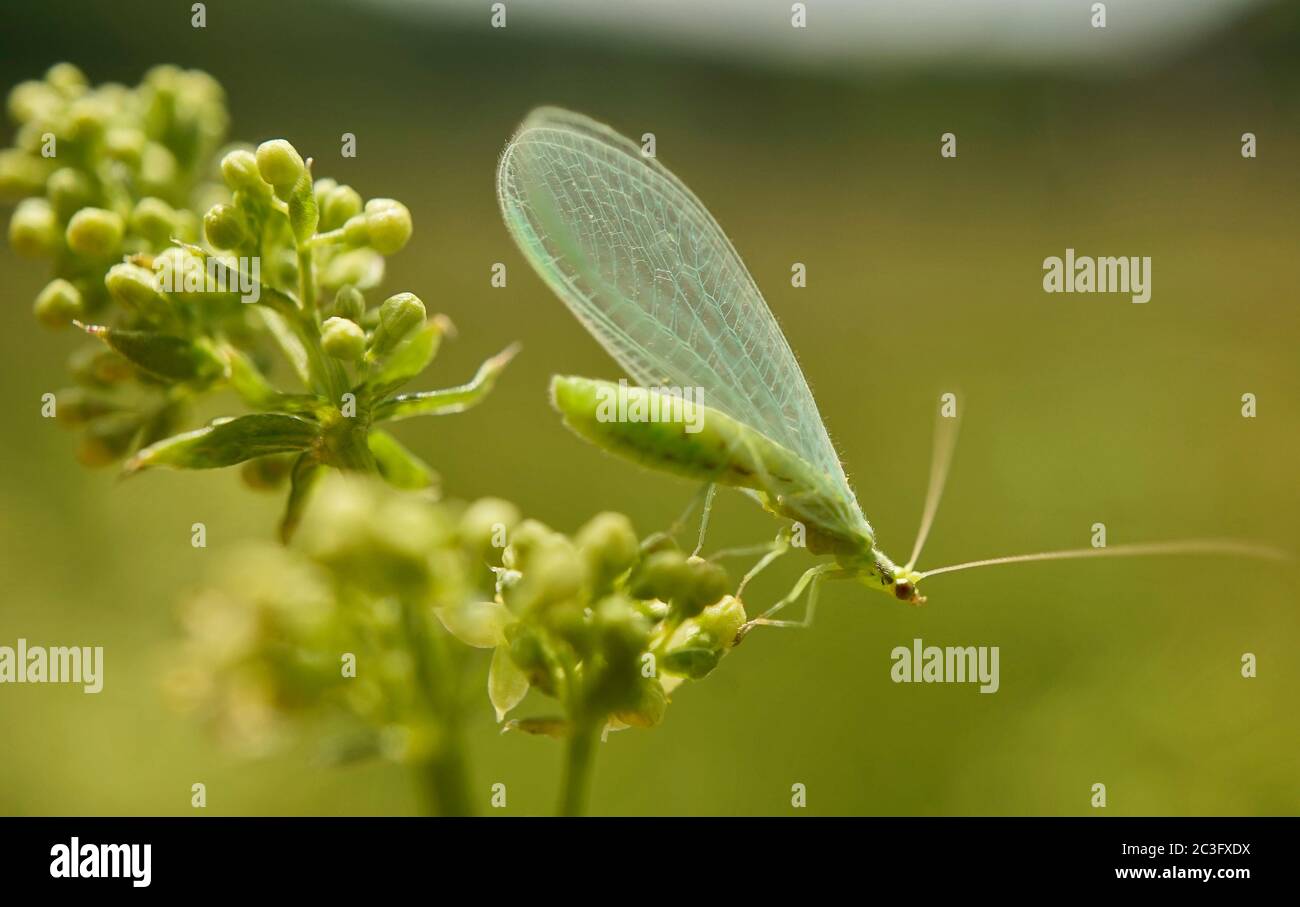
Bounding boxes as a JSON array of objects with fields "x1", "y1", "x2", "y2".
[
  {"x1": 904, "y1": 405, "x2": 961, "y2": 572},
  {"x1": 919, "y1": 538, "x2": 1290, "y2": 580}
]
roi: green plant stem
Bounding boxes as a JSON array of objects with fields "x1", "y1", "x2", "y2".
[
  {"x1": 416, "y1": 729, "x2": 474, "y2": 818},
  {"x1": 297, "y1": 247, "x2": 316, "y2": 314},
  {"x1": 558, "y1": 718, "x2": 600, "y2": 817},
  {"x1": 401, "y1": 596, "x2": 475, "y2": 817}
]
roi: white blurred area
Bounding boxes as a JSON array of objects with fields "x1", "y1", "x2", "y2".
[{"x1": 363, "y1": 0, "x2": 1268, "y2": 71}]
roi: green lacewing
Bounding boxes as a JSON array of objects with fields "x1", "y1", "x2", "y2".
[{"x1": 497, "y1": 107, "x2": 1285, "y2": 631}]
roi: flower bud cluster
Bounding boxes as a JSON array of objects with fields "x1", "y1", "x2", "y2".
[
  {"x1": 3, "y1": 65, "x2": 510, "y2": 541},
  {"x1": 169, "y1": 476, "x2": 747, "y2": 757}
]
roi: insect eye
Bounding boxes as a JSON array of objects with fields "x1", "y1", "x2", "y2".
[{"x1": 894, "y1": 581, "x2": 914, "y2": 601}]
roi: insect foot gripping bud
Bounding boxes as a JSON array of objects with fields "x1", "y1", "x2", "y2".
[
  {"x1": 321, "y1": 316, "x2": 366, "y2": 361},
  {"x1": 65, "y1": 207, "x2": 125, "y2": 258},
  {"x1": 368, "y1": 292, "x2": 426, "y2": 356},
  {"x1": 574, "y1": 511, "x2": 639, "y2": 593},
  {"x1": 255, "y1": 138, "x2": 305, "y2": 191},
  {"x1": 362, "y1": 198, "x2": 412, "y2": 254},
  {"x1": 661, "y1": 595, "x2": 747, "y2": 681},
  {"x1": 33, "y1": 278, "x2": 83, "y2": 328},
  {"x1": 676, "y1": 558, "x2": 730, "y2": 618}
]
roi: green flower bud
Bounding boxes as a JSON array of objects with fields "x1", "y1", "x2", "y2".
[
  {"x1": 662, "y1": 643, "x2": 722, "y2": 680},
  {"x1": 614, "y1": 676, "x2": 668, "y2": 728},
  {"x1": 595, "y1": 594, "x2": 651, "y2": 659},
  {"x1": 676, "y1": 557, "x2": 730, "y2": 618},
  {"x1": 240, "y1": 454, "x2": 293, "y2": 491},
  {"x1": 14, "y1": 122, "x2": 53, "y2": 158},
  {"x1": 46, "y1": 63, "x2": 88, "y2": 99},
  {"x1": 144, "y1": 64, "x2": 181, "y2": 95},
  {"x1": 8, "y1": 197, "x2": 60, "y2": 257},
  {"x1": 320, "y1": 316, "x2": 366, "y2": 361},
  {"x1": 105, "y1": 263, "x2": 169, "y2": 318},
  {"x1": 328, "y1": 284, "x2": 365, "y2": 322},
  {"x1": 255, "y1": 139, "x2": 305, "y2": 189},
  {"x1": 321, "y1": 184, "x2": 363, "y2": 231},
  {"x1": 502, "y1": 520, "x2": 587, "y2": 616},
  {"x1": 69, "y1": 344, "x2": 133, "y2": 386},
  {"x1": 46, "y1": 167, "x2": 96, "y2": 221},
  {"x1": 341, "y1": 213, "x2": 369, "y2": 246},
  {"x1": 203, "y1": 202, "x2": 246, "y2": 250},
  {"x1": 369, "y1": 292, "x2": 426, "y2": 356},
  {"x1": 153, "y1": 246, "x2": 204, "y2": 291},
  {"x1": 77, "y1": 412, "x2": 142, "y2": 468},
  {"x1": 319, "y1": 248, "x2": 383, "y2": 291},
  {"x1": 67, "y1": 96, "x2": 110, "y2": 141},
  {"x1": 459, "y1": 497, "x2": 521, "y2": 561},
  {"x1": 139, "y1": 143, "x2": 178, "y2": 192},
  {"x1": 52, "y1": 387, "x2": 122, "y2": 427},
  {"x1": 173, "y1": 209, "x2": 200, "y2": 244},
  {"x1": 627, "y1": 549, "x2": 690, "y2": 603},
  {"x1": 0, "y1": 149, "x2": 48, "y2": 198},
  {"x1": 221, "y1": 148, "x2": 270, "y2": 195},
  {"x1": 660, "y1": 595, "x2": 747, "y2": 679},
  {"x1": 65, "y1": 207, "x2": 124, "y2": 258},
  {"x1": 33, "y1": 278, "x2": 83, "y2": 328},
  {"x1": 297, "y1": 476, "x2": 445, "y2": 596},
  {"x1": 7, "y1": 80, "x2": 61, "y2": 124},
  {"x1": 104, "y1": 126, "x2": 146, "y2": 166},
  {"x1": 575, "y1": 511, "x2": 639, "y2": 590},
  {"x1": 312, "y1": 177, "x2": 338, "y2": 204},
  {"x1": 363, "y1": 198, "x2": 412, "y2": 254},
  {"x1": 693, "y1": 594, "x2": 747, "y2": 646},
  {"x1": 131, "y1": 197, "x2": 179, "y2": 246},
  {"x1": 506, "y1": 624, "x2": 559, "y2": 696}
]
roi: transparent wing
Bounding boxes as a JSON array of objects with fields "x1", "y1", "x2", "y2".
[{"x1": 497, "y1": 107, "x2": 864, "y2": 524}]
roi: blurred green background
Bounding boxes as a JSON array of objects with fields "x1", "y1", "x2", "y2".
[{"x1": 1, "y1": 0, "x2": 1297, "y2": 816}]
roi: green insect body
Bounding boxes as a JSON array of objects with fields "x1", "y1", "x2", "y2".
[
  {"x1": 551, "y1": 376, "x2": 876, "y2": 556},
  {"x1": 502, "y1": 108, "x2": 1284, "y2": 623},
  {"x1": 501, "y1": 108, "x2": 923, "y2": 609}
]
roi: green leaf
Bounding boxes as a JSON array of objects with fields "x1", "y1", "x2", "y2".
[
  {"x1": 366, "y1": 316, "x2": 451, "y2": 399},
  {"x1": 436, "y1": 600, "x2": 513, "y2": 649},
  {"x1": 367, "y1": 429, "x2": 438, "y2": 490},
  {"x1": 280, "y1": 452, "x2": 324, "y2": 543},
  {"x1": 124, "y1": 413, "x2": 319, "y2": 475},
  {"x1": 501, "y1": 717, "x2": 569, "y2": 738},
  {"x1": 75, "y1": 322, "x2": 221, "y2": 383},
  {"x1": 488, "y1": 645, "x2": 530, "y2": 723},
  {"x1": 374, "y1": 343, "x2": 519, "y2": 422}
]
